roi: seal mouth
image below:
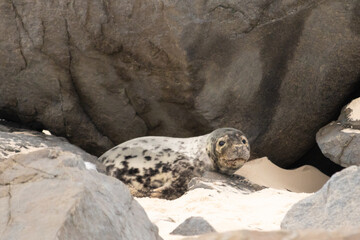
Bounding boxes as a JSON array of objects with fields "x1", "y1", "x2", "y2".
[{"x1": 226, "y1": 158, "x2": 247, "y2": 167}]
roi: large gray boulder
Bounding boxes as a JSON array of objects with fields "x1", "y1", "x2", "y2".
[
  {"x1": 0, "y1": 0, "x2": 359, "y2": 166},
  {"x1": 317, "y1": 98, "x2": 360, "y2": 167},
  {"x1": 281, "y1": 166, "x2": 360, "y2": 231},
  {"x1": 0, "y1": 148, "x2": 161, "y2": 240}
]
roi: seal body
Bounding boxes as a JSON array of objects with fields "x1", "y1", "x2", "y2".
[{"x1": 99, "y1": 128, "x2": 250, "y2": 199}]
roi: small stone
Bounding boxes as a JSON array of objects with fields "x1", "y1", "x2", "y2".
[{"x1": 170, "y1": 216, "x2": 216, "y2": 236}]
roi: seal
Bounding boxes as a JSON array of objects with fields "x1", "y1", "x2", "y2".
[{"x1": 98, "y1": 128, "x2": 250, "y2": 199}]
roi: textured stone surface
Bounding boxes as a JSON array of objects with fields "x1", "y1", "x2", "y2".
[
  {"x1": 317, "y1": 123, "x2": 360, "y2": 167},
  {"x1": 281, "y1": 166, "x2": 360, "y2": 231},
  {"x1": 317, "y1": 98, "x2": 360, "y2": 167},
  {"x1": 190, "y1": 229, "x2": 360, "y2": 240},
  {"x1": 0, "y1": 148, "x2": 161, "y2": 240},
  {"x1": 170, "y1": 216, "x2": 216, "y2": 236},
  {"x1": 0, "y1": 121, "x2": 105, "y2": 172},
  {"x1": 0, "y1": 0, "x2": 359, "y2": 166}
]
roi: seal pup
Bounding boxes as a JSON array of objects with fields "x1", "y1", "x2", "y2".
[{"x1": 99, "y1": 128, "x2": 250, "y2": 199}]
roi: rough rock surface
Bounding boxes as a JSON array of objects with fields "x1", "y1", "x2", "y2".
[
  {"x1": 0, "y1": 0, "x2": 359, "y2": 166},
  {"x1": 281, "y1": 166, "x2": 360, "y2": 231},
  {"x1": 317, "y1": 123, "x2": 360, "y2": 167},
  {"x1": 190, "y1": 229, "x2": 360, "y2": 240},
  {"x1": 0, "y1": 148, "x2": 161, "y2": 240},
  {"x1": 317, "y1": 98, "x2": 360, "y2": 167},
  {"x1": 170, "y1": 216, "x2": 216, "y2": 236},
  {"x1": 0, "y1": 121, "x2": 105, "y2": 172}
]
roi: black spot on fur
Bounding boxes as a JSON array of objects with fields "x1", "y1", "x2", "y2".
[
  {"x1": 155, "y1": 158, "x2": 159, "y2": 161},
  {"x1": 144, "y1": 156, "x2": 152, "y2": 161},
  {"x1": 153, "y1": 162, "x2": 172, "y2": 173},
  {"x1": 122, "y1": 147, "x2": 128, "y2": 151},
  {"x1": 155, "y1": 162, "x2": 163, "y2": 169},
  {"x1": 143, "y1": 168, "x2": 159, "y2": 177},
  {"x1": 116, "y1": 153, "x2": 122, "y2": 158},
  {"x1": 105, "y1": 164, "x2": 115, "y2": 172},
  {"x1": 143, "y1": 178, "x2": 151, "y2": 188},
  {"x1": 114, "y1": 168, "x2": 131, "y2": 184},
  {"x1": 121, "y1": 161, "x2": 129, "y2": 168},
  {"x1": 128, "y1": 168, "x2": 140, "y2": 175},
  {"x1": 163, "y1": 148, "x2": 173, "y2": 152},
  {"x1": 149, "y1": 168, "x2": 159, "y2": 176},
  {"x1": 125, "y1": 155, "x2": 137, "y2": 160},
  {"x1": 142, "y1": 150, "x2": 147, "y2": 155},
  {"x1": 155, "y1": 145, "x2": 160, "y2": 150},
  {"x1": 140, "y1": 140, "x2": 148, "y2": 143},
  {"x1": 162, "y1": 164, "x2": 172, "y2": 173},
  {"x1": 136, "y1": 176, "x2": 143, "y2": 183}
]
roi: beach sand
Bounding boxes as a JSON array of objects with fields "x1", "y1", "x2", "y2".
[{"x1": 136, "y1": 158, "x2": 329, "y2": 239}]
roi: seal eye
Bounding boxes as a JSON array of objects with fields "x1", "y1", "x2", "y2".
[
  {"x1": 218, "y1": 141, "x2": 225, "y2": 146},
  {"x1": 242, "y1": 139, "x2": 247, "y2": 144}
]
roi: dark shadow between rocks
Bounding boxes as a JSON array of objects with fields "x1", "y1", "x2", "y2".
[{"x1": 287, "y1": 144, "x2": 344, "y2": 177}]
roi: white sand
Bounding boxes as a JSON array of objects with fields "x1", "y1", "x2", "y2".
[
  {"x1": 137, "y1": 158, "x2": 329, "y2": 240},
  {"x1": 137, "y1": 188, "x2": 310, "y2": 240}
]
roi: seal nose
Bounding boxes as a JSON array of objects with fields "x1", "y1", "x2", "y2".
[
  {"x1": 235, "y1": 145, "x2": 245, "y2": 154},
  {"x1": 233, "y1": 144, "x2": 250, "y2": 159}
]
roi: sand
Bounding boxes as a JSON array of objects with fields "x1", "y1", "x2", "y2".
[
  {"x1": 235, "y1": 157, "x2": 329, "y2": 193},
  {"x1": 136, "y1": 157, "x2": 329, "y2": 240}
]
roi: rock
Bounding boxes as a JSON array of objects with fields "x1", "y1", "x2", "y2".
[
  {"x1": 317, "y1": 98, "x2": 360, "y2": 167},
  {"x1": 317, "y1": 123, "x2": 360, "y2": 167},
  {"x1": 281, "y1": 166, "x2": 360, "y2": 231},
  {"x1": 0, "y1": 0, "x2": 359, "y2": 167},
  {"x1": 190, "y1": 229, "x2": 360, "y2": 240},
  {"x1": 170, "y1": 216, "x2": 216, "y2": 236},
  {"x1": 0, "y1": 148, "x2": 161, "y2": 240},
  {"x1": 0, "y1": 122, "x2": 105, "y2": 173},
  {"x1": 338, "y1": 97, "x2": 360, "y2": 128}
]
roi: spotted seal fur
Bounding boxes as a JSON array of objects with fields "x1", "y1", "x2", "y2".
[{"x1": 98, "y1": 128, "x2": 250, "y2": 199}]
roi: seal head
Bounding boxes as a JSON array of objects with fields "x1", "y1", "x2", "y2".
[{"x1": 206, "y1": 128, "x2": 250, "y2": 175}]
